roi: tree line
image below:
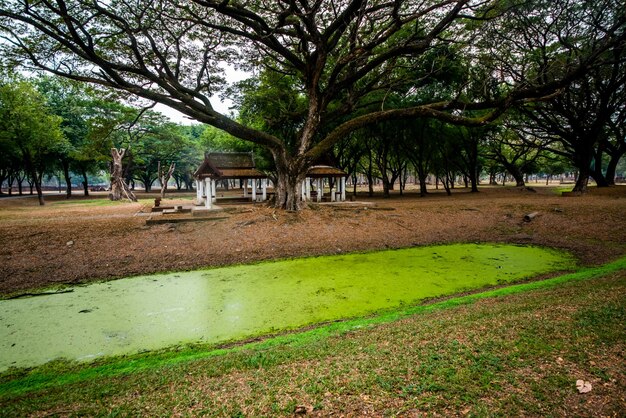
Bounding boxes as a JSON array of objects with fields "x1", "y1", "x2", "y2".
[
  {"x1": 2, "y1": 71, "x2": 623, "y2": 206},
  {"x1": 1, "y1": 0, "x2": 623, "y2": 209}
]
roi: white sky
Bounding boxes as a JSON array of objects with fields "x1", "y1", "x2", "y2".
[{"x1": 155, "y1": 65, "x2": 250, "y2": 125}]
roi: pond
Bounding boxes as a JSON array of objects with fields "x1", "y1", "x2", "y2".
[{"x1": 0, "y1": 244, "x2": 573, "y2": 371}]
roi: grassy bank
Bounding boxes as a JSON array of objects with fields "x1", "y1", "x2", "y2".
[{"x1": 1, "y1": 258, "x2": 624, "y2": 416}]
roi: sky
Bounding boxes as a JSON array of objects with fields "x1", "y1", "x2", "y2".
[{"x1": 155, "y1": 65, "x2": 250, "y2": 125}]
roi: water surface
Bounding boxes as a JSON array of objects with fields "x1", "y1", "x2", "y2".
[{"x1": 0, "y1": 244, "x2": 573, "y2": 371}]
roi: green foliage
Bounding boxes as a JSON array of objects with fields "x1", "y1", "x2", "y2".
[
  {"x1": 0, "y1": 77, "x2": 67, "y2": 193},
  {"x1": 199, "y1": 125, "x2": 251, "y2": 153},
  {"x1": 231, "y1": 71, "x2": 306, "y2": 152}
]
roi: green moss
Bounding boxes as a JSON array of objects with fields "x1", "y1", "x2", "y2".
[
  {"x1": 0, "y1": 244, "x2": 573, "y2": 373},
  {"x1": 1, "y1": 254, "x2": 624, "y2": 399}
]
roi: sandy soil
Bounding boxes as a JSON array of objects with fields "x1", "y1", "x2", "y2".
[{"x1": 0, "y1": 185, "x2": 624, "y2": 296}]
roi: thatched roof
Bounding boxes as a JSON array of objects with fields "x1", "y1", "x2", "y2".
[
  {"x1": 306, "y1": 165, "x2": 348, "y2": 178},
  {"x1": 194, "y1": 152, "x2": 267, "y2": 179}
]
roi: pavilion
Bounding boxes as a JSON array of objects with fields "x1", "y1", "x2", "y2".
[
  {"x1": 193, "y1": 152, "x2": 268, "y2": 209},
  {"x1": 193, "y1": 154, "x2": 349, "y2": 208},
  {"x1": 301, "y1": 165, "x2": 349, "y2": 202}
]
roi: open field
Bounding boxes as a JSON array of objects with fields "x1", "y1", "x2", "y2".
[
  {"x1": 0, "y1": 185, "x2": 624, "y2": 296},
  {"x1": 0, "y1": 185, "x2": 624, "y2": 416}
]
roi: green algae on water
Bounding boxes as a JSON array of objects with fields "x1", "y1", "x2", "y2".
[{"x1": 0, "y1": 244, "x2": 573, "y2": 371}]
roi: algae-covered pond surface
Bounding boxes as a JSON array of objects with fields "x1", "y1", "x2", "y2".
[{"x1": 0, "y1": 244, "x2": 573, "y2": 371}]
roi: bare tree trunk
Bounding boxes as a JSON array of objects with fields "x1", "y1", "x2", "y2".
[
  {"x1": 33, "y1": 173, "x2": 44, "y2": 205},
  {"x1": 80, "y1": 169, "x2": 89, "y2": 196},
  {"x1": 158, "y1": 161, "x2": 176, "y2": 199},
  {"x1": 62, "y1": 160, "x2": 72, "y2": 198},
  {"x1": 109, "y1": 148, "x2": 137, "y2": 202}
]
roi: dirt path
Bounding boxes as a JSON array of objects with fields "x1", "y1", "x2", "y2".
[{"x1": 1, "y1": 186, "x2": 625, "y2": 296}]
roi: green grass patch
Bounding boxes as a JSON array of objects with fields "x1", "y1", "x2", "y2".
[{"x1": 50, "y1": 198, "x2": 122, "y2": 206}]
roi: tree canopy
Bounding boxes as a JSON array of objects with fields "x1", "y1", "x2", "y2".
[{"x1": 1, "y1": 0, "x2": 624, "y2": 208}]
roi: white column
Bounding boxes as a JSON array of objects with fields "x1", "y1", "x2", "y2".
[
  {"x1": 211, "y1": 179, "x2": 217, "y2": 202},
  {"x1": 204, "y1": 178, "x2": 212, "y2": 209},
  {"x1": 262, "y1": 179, "x2": 267, "y2": 201},
  {"x1": 251, "y1": 179, "x2": 257, "y2": 201},
  {"x1": 317, "y1": 178, "x2": 322, "y2": 202},
  {"x1": 330, "y1": 178, "x2": 335, "y2": 202},
  {"x1": 305, "y1": 178, "x2": 311, "y2": 200},
  {"x1": 195, "y1": 179, "x2": 202, "y2": 203},
  {"x1": 243, "y1": 179, "x2": 248, "y2": 197},
  {"x1": 341, "y1": 176, "x2": 346, "y2": 201}
]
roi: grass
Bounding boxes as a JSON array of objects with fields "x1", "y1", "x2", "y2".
[
  {"x1": 50, "y1": 198, "x2": 132, "y2": 206},
  {"x1": 0, "y1": 257, "x2": 624, "y2": 416}
]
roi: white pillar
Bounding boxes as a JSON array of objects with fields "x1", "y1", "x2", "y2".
[
  {"x1": 204, "y1": 178, "x2": 212, "y2": 209},
  {"x1": 195, "y1": 179, "x2": 202, "y2": 203},
  {"x1": 243, "y1": 179, "x2": 248, "y2": 197},
  {"x1": 305, "y1": 178, "x2": 311, "y2": 200},
  {"x1": 210, "y1": 179, "x2": 216, "y2": 202},
  {"x1": 330, "y1": 177, "x2": 335, "y2": 202},
  {"x1": 262, "y1": 179, "x2": 267, "y2": 201},
  {"x1": 317, "y1": 178, "x2": 322, "y2": 202},
  {"x1": 252, "y1": 179, "x2": 257, "y2": 201},
  {"x1": 341, "y1": 176, "x2": 346, "y2": 201}
]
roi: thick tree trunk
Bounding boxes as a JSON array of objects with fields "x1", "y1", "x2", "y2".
[
  {"x1": 605, "y1": 153, "x2": 622, "y2": 186},
  {"x1": 109, "y1": 148, "x2": 137, "y2": 202},
  {"x1": 572, "y1": 150, "x2": 595, "y2": 193},
  {"x1": 439, "y1": 175, "x2": 451, "y2": 196},
  {"x1": 381, "y1": 175, "x2": 391, "y2": 198},
  {"x1": 572, "y1": 166, "x2": 590, "y2": 192},
  {"x1": 419, "y1": 176, "x2": 428, "y2": 196},
  {"x1": 272, "y1": 153, "x2": 307, "y2": 210},
  {"x1": 502, "y1": 162, "x2": 525, "y2": 187},
  {"x1": 591, "y1": 169, "x2": 610, "y2": 187},
  {"x1": 274, "y1": 172, "x2": 304, "y2": 210}
]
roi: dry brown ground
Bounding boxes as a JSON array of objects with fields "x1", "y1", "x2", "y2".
[{"x1": 0, "y1": 185, "x2": 625, "y2": 296}]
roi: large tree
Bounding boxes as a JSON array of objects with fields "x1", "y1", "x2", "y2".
[
  {"x1": 1, "y1": 0, "x2": 623, "y2": 208},
  {"x1": 519, "y1": 44, "x2": 626, "y2": 191}
]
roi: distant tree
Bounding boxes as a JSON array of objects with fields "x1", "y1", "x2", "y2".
[
  {"x1": 0, "y1": 78, "x2": 67, "y2": 205},
  {"x1": 402, "y1": 119, "x2": 437, "y2": 197},
  {"x1": 130, "y1": 115, "x2": 191, "y2": 192},
  {"x1": 35, "y1": 77, "x2": 93, "y2": 197},
  {"x1": 485, "y1": 126, "x2": 545, "y2": 188}
]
